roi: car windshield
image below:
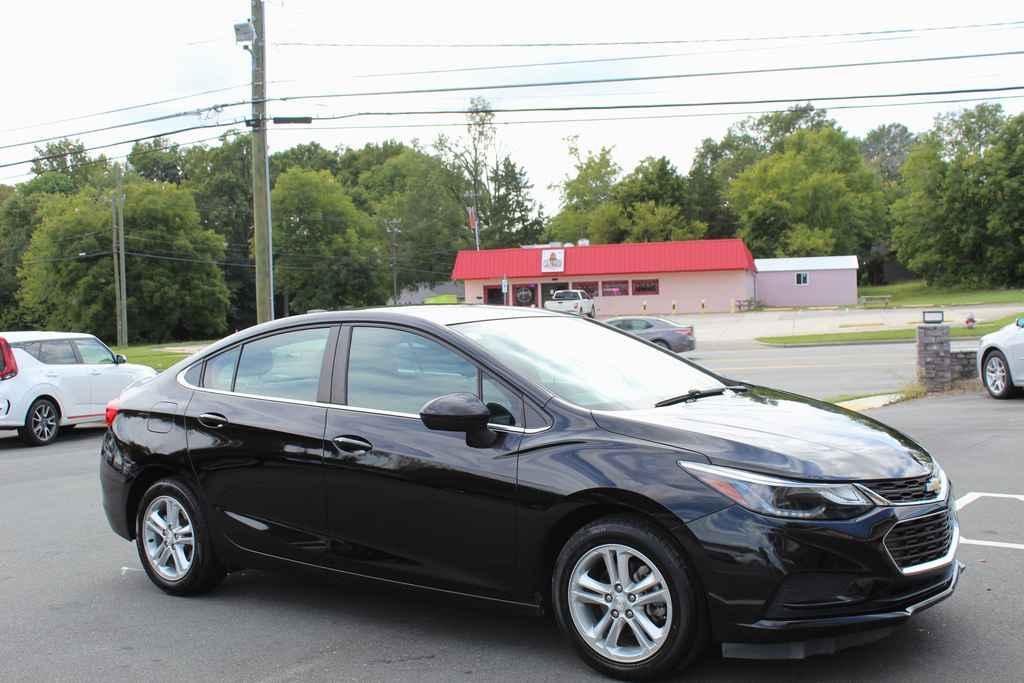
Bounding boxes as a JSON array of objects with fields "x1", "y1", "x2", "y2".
[{"x1": 453, "y1": 316, "x2": 723, "y2": 410}]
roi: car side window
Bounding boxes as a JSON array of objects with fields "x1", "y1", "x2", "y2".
[
  {"x1": 482, "y1": 375, "x2": 522, "y2": 426},
  {"x1": 38, "y1": 340, "x2": 79, "y2": 365},
  {"x1": 183, "y1": 363, "x2": 202, "y2": 386},
  {"x1": 76, "y1": 338, "x2": 115, "y2": 364},
  {"x1": 635, "y1": 320, "x2": 654, "y2": 330},
  {"x1": 234, "y1": 327, "x2": 331, "y2": 402},
  {"x1": 203, "y1": 347, "x2": 240, "y2": 391},
  {"x1": 348, "y1": 326, "x2": 477, "y2": 414}
]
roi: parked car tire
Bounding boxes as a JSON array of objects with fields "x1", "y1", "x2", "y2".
[
  {"x1": 588, "y1": 309, "x2": 596, "y2": 319},
  {"x1": 135, "y1": 478, "x2": 225, "y2": 595},
  {"x1": 552, "y1": 515, "x2": 707, "y2": 680},
  {"x1": 982, "y1": 350, "x2": 1015, "y2": 399},
  {"x1": 653, "y1": 339, "x2": 671, "y2": 350},
  {"x1": 18, "y1": 397, "x2": 60, "y2": 447}
]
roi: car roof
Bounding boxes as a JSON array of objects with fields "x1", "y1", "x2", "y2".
[
  {"x1": 310, "y1": 304, "x2": 563, "y2": 326},
  {"x1": 0, "y1": 330, "x2": 96, "y2": 343},
  {"x1": 606, "y1": 317, "x2": 676, "y2": 325}
]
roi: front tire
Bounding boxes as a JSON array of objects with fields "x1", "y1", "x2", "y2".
[
  {"x1": 135, "y1": 478, "x2": 225, "y2": 595},
  {"x1": 18, "y1": 397, "x2": 60, "y2": 446},
  {"x1": 983, "y1": 350, "x2": 1015, "y2": 399},
  {"x1": 552, "y1": 516, "x2": 707, "y2": 680}
]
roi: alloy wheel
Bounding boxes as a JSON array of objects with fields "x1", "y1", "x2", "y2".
[
  {"x1": 142, "y1": 496, "x2": 195, "y2": 581},
  {"x1": 986, "y1": 355, "x2": 1008, "y2": 394},
  {"x1": 31, "y1": 402, "x2": 58, "y2": 442},
  {"x1": 568, "y1": 543, "x2": 674, "y2": 663}
]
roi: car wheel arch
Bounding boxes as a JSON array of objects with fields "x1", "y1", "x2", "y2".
[
  {"x1": 24, "y1": 393, "x2": 63, "y2": 423},
  {"x1": 125, "y1": 465, "x2": 193, "y2": 541},
  {"x1": 537, "y1": 489, "x2": 702, "y2": 607}
]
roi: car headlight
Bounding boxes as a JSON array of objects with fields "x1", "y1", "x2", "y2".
[{"x1": 678, "y1": 461, "x2": 874, "y2": 520}]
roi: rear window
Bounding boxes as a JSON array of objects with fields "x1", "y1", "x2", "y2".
[{"x1": 553, "y1": 291, "x2": 579, "y2": 301}]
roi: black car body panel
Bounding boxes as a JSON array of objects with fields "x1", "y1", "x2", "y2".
[{"x1": 100, "y1": 305, "x2": 959, "y2": 654}]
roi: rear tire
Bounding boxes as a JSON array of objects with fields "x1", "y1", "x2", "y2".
[
  {"x1": 552, "y1": 515, "x2": 707, "y2": 680},
  {"x1": 983, "y1": 350, "x2": 1015, "y2": 399},
  {"x1": 18, "y1": 397, "x2": 60, "y2": 447},
  {"x1": 653, "y1": 339, "x2": 671, "y2": 350},
  {"x1": 135, "y1": 478, "x2": 225, "y2": 595}
]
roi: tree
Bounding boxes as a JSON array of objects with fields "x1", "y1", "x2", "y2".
[
  {"x1": 860, "y1": 123, "x2": 915, "y2": 182},
  {"x1": 29, "y1": 139, "x2": 109, "y2": 189},
  {"x1": 558, "y1": 137, "x2": 621, "y2": 212},
  {"x1": 270, "y1": 142, "x2": 342, "y2": 187},
  {"x1": 729, "y1": 126, "x2": 886, "y2": 260},
  {"x1": 18, "y1": 182, "x2": 230, "y2": 341},
  {"x1": 613, "y1": 157, "x2": 688, "y2": 215},
  {"x1": 128, "y1": 137, "x2": 185, "y2": 183},
  {"x1": 892, "y1": 111, "x2": 1024, "y2": 287},
  {"x1": 485, "y1": 157, "x2": 544, "y2": 248},
  {"x1": 271, "y1": 168, "x2": 387, "y2": 313},
  {"x1": 182, "y1": 133, "x2": 255, "y2": 329},
  {"x1": 435, "y1": 97, "x2": 497, "y2": 233}
]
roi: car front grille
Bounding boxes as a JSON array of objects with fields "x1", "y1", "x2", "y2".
[
  {"x1": 884, "y1": 510, "x2": 954, "y2": 570},
  {"x1": 864, "y1": 473, "x2": 934, "y2": 503}
]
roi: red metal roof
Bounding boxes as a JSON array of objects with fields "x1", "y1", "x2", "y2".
[{"x1": 451, "y1": 239, "x2": 756, "y2": 280}]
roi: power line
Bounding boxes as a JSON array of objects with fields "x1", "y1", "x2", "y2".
[
  {"x1": 284, "y1": 93, "x2": 1024, "y2": 134},
  {"x1": 303, "y1": 85, "x2": 1024, "y2": 122},
  {"x1": 0, "y1": 101, "x2": 250, "y2": 152},
  {"x1": 0, "y1": 120, "x2": 247, "y2": 170},
  {"x1": 272, "y1": 19, "x2": 1024, "y2": 49},
  {"x1": 264, "y1": 50, "x2": 1024, "y2": 105}
]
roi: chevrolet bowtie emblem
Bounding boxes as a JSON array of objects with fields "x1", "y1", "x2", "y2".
[{"x1": 925, "y1": 476, "x2": 942, "y2": 494}]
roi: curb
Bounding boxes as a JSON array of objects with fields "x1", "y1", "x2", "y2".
[
  {"x1": 756, "y1": 339, "x2": 917, "y2": 348},
  {"x1": 836, "y1": 392, "x2": 906, "y2": 412}
]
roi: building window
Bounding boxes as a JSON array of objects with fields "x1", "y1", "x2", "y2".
[
  {"x1": 601, "y1": 280, "x2": 629, "y2": 297},
  {"x1": 795, "y1": 272, "x2": 809, "y2": 286},
  {"x1": 572, "y1": 281, "x2": 599, "y2": 298},
  {"x1": 631, "y1": 279, "x2": 659, "y2": 295}
]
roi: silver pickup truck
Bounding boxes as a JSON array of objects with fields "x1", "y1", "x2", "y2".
[{"x1": 543, "y1": 289, "x2": 596, "y2": 317}]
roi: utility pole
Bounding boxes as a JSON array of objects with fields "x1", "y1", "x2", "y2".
[
  {"x1": 246, "y1": 0, "x2": 274, "y2": 323},
  {"x1": 111, "y1": 165, "x2": 127, "y2": 346},
  {"x1": 384, "y1": 218, "x2": 402, "y2": 305}
]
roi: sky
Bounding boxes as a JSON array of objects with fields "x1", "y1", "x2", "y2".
[{"x1": 1, "y1": 1, "x2": 1023, "y2": 212}]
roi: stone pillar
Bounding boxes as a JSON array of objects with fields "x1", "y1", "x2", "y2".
[{"x1": 917, "y1": 324, "x2": 952, "y2": 392}]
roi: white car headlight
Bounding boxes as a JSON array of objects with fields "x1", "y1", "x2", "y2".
[{"x1": 678, "y1": 461, "x2": 875, "y2": 520}]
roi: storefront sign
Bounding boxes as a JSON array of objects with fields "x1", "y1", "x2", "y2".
[{"x1": 540, "y1": 248, "x2": 565, "y2": 273}]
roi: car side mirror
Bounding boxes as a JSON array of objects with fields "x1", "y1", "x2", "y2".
[
  {"x1": 114, "y1": 354, "x2": 127, "y2": 364},
  {"x1": 420, "y1": 392, "x2": 497, "y2": 447}
]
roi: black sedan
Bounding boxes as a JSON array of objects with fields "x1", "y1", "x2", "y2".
[
  {"x1": 606, "y1": 316, "x2": 695, "y2": 352},
  {"x1": 100, "y1": 306, "x2": 960, "y2": 680}
]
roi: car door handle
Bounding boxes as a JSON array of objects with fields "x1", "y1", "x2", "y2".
[
  {"x1": 197, "y1": 412, "x2": 228, "y2": 429},
  {"x1": 332, "y1": 435, "x2": 373, "y2": 455}
]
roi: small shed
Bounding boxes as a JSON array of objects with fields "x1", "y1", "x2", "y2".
[{"x1": 754, "y1": 255, "x2": 859, "y2": 307}]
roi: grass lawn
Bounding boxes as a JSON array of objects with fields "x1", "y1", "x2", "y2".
[
  {"x1": 758, "y1": 312, "x2": 1022, "y2": 346},
  {"x1": 858, "y1": 281, "x2": 1024, "y2": 307},
  {"x1": 110, "y1": 343, "x2": 200, "y2": 372}
]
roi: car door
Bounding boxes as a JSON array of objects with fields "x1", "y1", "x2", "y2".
[
  {"x1": 73, "y1": 337, "x2": 134, "y2": 412},
  {"x1": 321, "y1": 324, "x2": 522, "y2": 599},
  {"x1": 184, "y1": 325, "x2": 337, "y2": 565},
  {"x1": 36, "y1": 339, "x2": 93, "y2": 419},
  {"x1": 1009, "y1": 320, "x2": 1024, "y2": 382}
]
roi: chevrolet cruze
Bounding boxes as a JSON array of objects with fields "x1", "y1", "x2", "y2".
[{"x1": 100, "y1": 306, "x2": 961, "y2": 679}]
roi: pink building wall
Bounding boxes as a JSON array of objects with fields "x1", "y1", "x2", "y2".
[
  {"x1": 462, "y1": 270, "x2": 755, "y2": 315},
  {"x1": 755, "y1": 269, "x2": 858, "y2": 307}
]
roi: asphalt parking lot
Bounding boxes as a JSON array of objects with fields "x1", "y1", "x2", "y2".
[{"x1": 1, "y1": 391, "x2": 1021, "y2": 682}]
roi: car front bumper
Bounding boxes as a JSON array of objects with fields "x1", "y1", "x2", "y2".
[{"x1": 682, "y1": 499, "x2": 961, "y2": 655}]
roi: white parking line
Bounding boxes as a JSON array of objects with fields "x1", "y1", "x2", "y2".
[
  {"x1": 954, "y1": 491, "x2": 1024, "y2": 551},
  {"x1": 120, "y1": 566, "x2": 143, "y2": 576}
]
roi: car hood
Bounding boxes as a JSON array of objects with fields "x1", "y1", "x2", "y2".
[{"x1": 591, "y1": 387, "x2": 933, "y2": 481}]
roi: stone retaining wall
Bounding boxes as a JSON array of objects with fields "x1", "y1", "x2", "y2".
[{"x1": 951, "y1": 350, "x2": 978, "y2": 380}]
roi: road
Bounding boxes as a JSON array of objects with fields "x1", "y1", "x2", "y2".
[
  {"x1": 1, "y1": 392, "x2": 1022, "y2": 682},
  {"x1": 686, "y1": 340, "x2": 978, "y2": 400}
]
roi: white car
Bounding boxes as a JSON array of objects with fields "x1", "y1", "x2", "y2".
[
  {"x1": 978, "y1": 316, "x2": 1024, "y2": 399},
  {"x1": 0, "y1": 331, "x2": 157, "y2": 446},
  {"x1": 542, "y1": 289, "x2": 597, "y2": 317}
]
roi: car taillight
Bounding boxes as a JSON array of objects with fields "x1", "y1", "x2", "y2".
[
  {"x1": 675, "y1": 327, "x2": 694, "y2": 336},
  {"x1": 0, "y1": 337, "x2": 17, "y2": 381},
  {"x1": 105, "y1": 399, "x2": 120, "y2": 427}
]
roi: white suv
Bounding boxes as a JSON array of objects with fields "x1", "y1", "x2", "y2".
[{"x1": 0, "y1": 331, "x2": 157, "y2": 446}]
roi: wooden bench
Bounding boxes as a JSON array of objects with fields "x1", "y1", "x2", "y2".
[
  {"x1": 858, "y1": 295, "x2": 892, "y2": 308},
  {"x1": 734, "y1": 298, "x2": 757, "y2": 312}
]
